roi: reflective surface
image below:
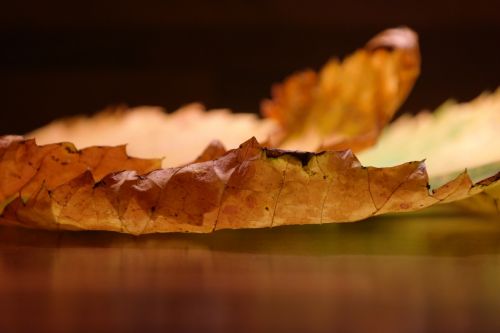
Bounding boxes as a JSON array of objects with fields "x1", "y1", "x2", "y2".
[{"x1": 1, "y1": 208, "x2": 500, "y2": 333}]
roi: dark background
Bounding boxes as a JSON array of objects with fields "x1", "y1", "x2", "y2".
[{"x1": 1, "y1": 0, "x2": 500, "y2": 134}]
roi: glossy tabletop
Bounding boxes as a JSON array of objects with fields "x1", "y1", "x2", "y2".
[{"x1": 1, "y1": 208, "x2": 499, "y2": 333}]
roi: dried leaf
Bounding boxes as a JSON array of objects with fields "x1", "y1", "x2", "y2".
[
  {"x1": 359, "y1": 89, "x2": 500, "y2": 178},
  {"x1": 358, "y1": 90, "x2": 500, "y2": 214},
  {"x1": 0, "y1": 27, "x2": 498, "y2": 234},
  {"x1": 262, "y1": 27, "x2": 420, "y2": 152},
  {"x1": 29, "y1": 104, "x2": 277, "y2": 167},
  {"x1": 0, "y1": 137, "x2": 497, "y2": 234},
  {"x1": 0, "y1": 136, "x2": 161, "y2": 216},
  {"x1": 29, "y1": 27, "x2": 419, "y2": 165}
]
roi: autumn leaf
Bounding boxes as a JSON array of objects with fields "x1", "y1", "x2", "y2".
[
  {"x1": 359, "y1": 89, "x2": 500, "y2": 214},
  {"x1": 29, "y1": 104, "x2": 276, "y2": 168},
  {"x1": 0, "y1": 27, "x2": 498, "y2": 234},
  {"x1": 29, "y1": 27, "x2": 420, "y2": 166},
  {"x1": 359, "y1": 90, "x2": 500, "y2": 178},
  {"x1": 0, "y1": 136, "x2": 497, "y2": 234},
  {"x1": 262, "y1": 27, "x2": 420, "y2": 152},
  {"x1": 0, "y1": 136, "x2": 160, "y2": 215}
]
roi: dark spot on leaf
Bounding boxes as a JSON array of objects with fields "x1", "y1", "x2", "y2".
[
  {"x1": 265, "y1": 148, "x2": 316, "y2": 167},
  {"x1": 290, "y1": 152, "x2": 315, "y2": 166},
  {"x1": 265, "y1": 206, "x2": 269, "y2": 211}
]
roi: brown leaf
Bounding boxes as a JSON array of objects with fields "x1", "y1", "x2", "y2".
[
  {"x1": 1, "y1": 27, "x2": 497, "y2": 234},
  {"x1": 192, "y1": 140, "x2": 227, "y2": 164},
  {"x1": 0, "y1": 138, "x2": 161, "y2": 217},
  {"x1": 0, "y1": 137, "x2": 496, "y2": 234}
]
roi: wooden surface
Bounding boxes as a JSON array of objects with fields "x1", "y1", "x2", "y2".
[{"x1": 1, "y1": 209, "x2": 499, "y2": 333}]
